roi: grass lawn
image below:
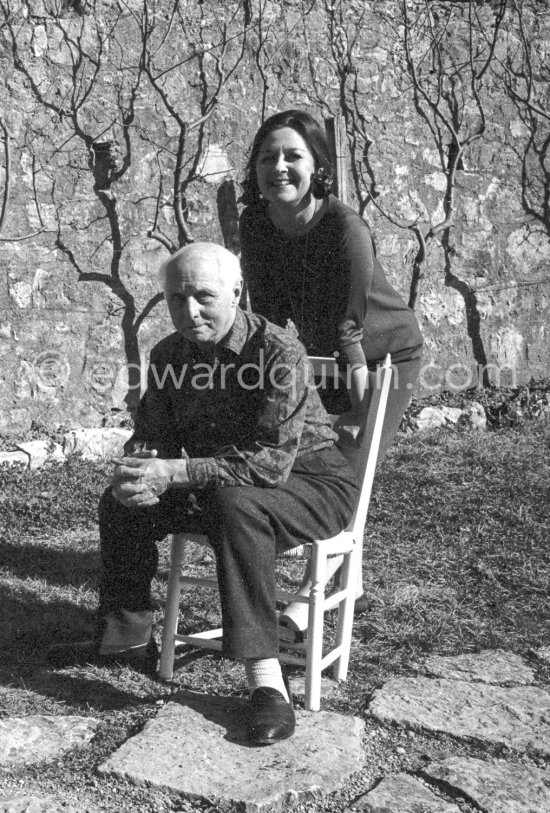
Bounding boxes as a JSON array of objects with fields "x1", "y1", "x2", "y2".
[{"x1": 0, "y1": 420, "x2": 549, "y2": 811}]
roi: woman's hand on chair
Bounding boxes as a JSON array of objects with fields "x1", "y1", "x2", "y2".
[{"x1": 332, "y1": 411, "x2": 364, "y2": 447}]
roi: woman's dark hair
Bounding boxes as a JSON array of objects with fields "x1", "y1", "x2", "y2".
[{"x1": 241, "y1": 109, "x2": 334, "y2": 207}]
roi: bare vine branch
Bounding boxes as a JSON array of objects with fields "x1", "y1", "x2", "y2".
[
  {"x1": 499, "y1": 0, "x2": 550, "y2": 232},
  {"x1": 0, "y1": 116, "x2": 45, "y2": 241},
  {"x1": 138, "y1": 0, "x2": 248, "y2": 251}
]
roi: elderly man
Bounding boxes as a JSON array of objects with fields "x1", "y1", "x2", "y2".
[{"x1": 48, "y1": 242, "x2": 358, "y2": 745}]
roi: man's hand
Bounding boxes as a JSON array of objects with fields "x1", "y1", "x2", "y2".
[{"x1": 111, "y1": 450, "x2": 174, "y2": 508}]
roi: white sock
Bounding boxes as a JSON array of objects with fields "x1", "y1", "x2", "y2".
[{"x1": 244, "y1": 657, "x2": 289, "y2": 702}]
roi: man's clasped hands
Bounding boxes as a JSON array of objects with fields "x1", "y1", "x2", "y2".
[{"x1": 110, "y1": 450, "x2": 189, "y2": 508}]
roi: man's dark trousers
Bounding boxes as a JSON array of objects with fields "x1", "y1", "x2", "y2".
[{"x1": 98, "y1": 446, "x2": 358, "y2": 660}]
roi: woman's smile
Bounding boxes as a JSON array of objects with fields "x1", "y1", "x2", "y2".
[{"x1": 255, "y1": 127, "x2": 316, "y2": 208}]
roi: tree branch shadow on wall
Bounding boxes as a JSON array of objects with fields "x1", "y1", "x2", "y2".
[{"x1": 442, "y1": 234, "x2": 489, "y2": 387}]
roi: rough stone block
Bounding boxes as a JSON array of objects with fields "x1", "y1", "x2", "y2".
[
  {"x1": 62, "y1": 427, "x2": 132, "y2": 460},
  {"x1": 412, "y1": 407, "x2": 446, "y2": 431},
  {"x1": 99, "y1": 690, "x2": 365, "y2": 813},
  {"x1": 354, "y1": 773, "x2": 460, "y2": 812},
  {"x1": 422, "y1": 756, "x2": 550, "y2": 813},
  {"x1": 0, "y1": 450, "x2": 29, "y2": 468},
  {"x1": 440, "y1": 406, "x2": 463, "y2": 425},
  {"x1": 369, "y1": 677, "x2": 550, "y2": 756},
  {"x1": 424, "y1": 650, "x2": 534, "y2": 685},
  {"x1": 16, "y1": 440, "x2": 65, "y2": 470},
  {"x1": 0, "y1": 716, "x2": 99, "y2": 766},
  {"x1": 459, "y1": 402, "x2": 487, "y2": 430}
]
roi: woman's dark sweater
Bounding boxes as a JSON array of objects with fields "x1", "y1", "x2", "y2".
[{"x1": 239, "y1": 195, "x2": 423, "y2": 367}]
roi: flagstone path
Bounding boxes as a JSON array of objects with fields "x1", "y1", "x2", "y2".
[{"x1": 1, "y1": 649, "x2": 550, "y2": 812}]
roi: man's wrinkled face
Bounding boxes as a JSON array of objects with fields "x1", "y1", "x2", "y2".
[{"x1": 165, "y1": 258, "x2": 242, "y2": 348}]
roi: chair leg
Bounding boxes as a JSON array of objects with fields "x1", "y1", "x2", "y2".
[
  {"x1": 333, "y1": 547, "x2": 357, "y2": 682},
  {"x1": 159, "y1": 534, "x2": 188, "y2": 681},
  {"x1": 305, "y1": 545, "x2": 327, "y2": 711}
]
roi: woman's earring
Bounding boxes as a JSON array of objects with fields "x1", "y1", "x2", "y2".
[{"x1": 310, "y1": 168, "x2": 333, "y2": 199}]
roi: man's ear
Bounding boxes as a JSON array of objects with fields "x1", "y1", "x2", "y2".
[{"x1": 232, "y1": 279, "x2": 243, "y2": 304}]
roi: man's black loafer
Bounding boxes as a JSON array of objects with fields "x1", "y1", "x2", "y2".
[
  {"x1": 46, "y1": 636, "x2": 159, "y2": 676},
  {"x1": 247, "y1": 687, "x2": 296, "y2": 745}
]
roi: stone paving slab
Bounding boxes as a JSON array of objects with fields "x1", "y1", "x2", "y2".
[
  {"x1": 422, "y1": 756, "x2": 550, "y2": 813},
  {"x1": 369, "y1": 678, "x2": 550, "y2": 756},
  {"x1": 424, "y1": 649, "x2": 534, "y2": 684},
  {"x1": 99, "y1": 690, "x2": 365, "y2": 813},
  {"x1": 352, "y1": 773, "x2": 461, "y2": 812},
  {"x1": 0, "y1": 716, "x2": 99, "y2": 766}
]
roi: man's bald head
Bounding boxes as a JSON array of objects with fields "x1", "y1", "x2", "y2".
[
  {"x1": 159, "y1": 242, "x2": 242, "y2": 293},
  {"x1": 160, "y1": 242, "x2": 243, "y2": 347}
]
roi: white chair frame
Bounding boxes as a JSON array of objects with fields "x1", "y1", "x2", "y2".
[{"x1": 159, "y1": 354, "x2": 393, "y2": 711}]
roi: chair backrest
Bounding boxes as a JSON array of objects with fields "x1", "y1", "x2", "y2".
[
  {"x1": 348, "y1": 354, "x2": 392, "y2": 539},
  {"x1": 308, "y1": 353, "x2": 393, "y2": 540},
  {"x1": 308, "y1": 355, "x2": 341, "y2": 384}
]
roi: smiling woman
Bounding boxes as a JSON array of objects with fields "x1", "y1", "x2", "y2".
[
  {"x1": 254, "y1": 127, "x2": 319, "y2": 232},
  {"x1": 239, "y1": 109, "x2": 424, "y2": 636},
  {"x1": 240, "y1": 109, "x2": 423, "y2": 440}
]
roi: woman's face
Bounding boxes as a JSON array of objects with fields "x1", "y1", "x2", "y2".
[{"x1": 255, "y1": 126, "x2": 316, "y2": 208}]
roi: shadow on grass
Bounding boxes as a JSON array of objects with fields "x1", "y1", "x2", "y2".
[
  {"x1": 0, "y1": 665, "x2": 162, "y2": 713},
  {"x1": 0, "y1": 576, "x2": 227, "y2": 713},
  {"x1": 1, "y1": 536, "x2": 99, "y2": 589},
  {"x1": 0, "y1": 584, "x2": 163, "y2": 710},
  {"x1": 0, "y1": 580, "x2": 158, "y2": 710}
]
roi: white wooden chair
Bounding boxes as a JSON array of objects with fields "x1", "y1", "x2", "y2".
[{"x1": 159, "y1": 354, "x2": 393, "y2": 710}]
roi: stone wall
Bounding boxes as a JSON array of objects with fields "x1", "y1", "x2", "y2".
[{"x1": 0, "y1": 0, "x2": 548, "y2": 432}]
